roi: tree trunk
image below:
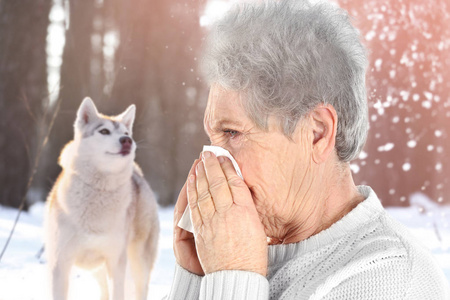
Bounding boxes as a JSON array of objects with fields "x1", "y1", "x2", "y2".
[
  {"x1": 42, "y1": 0, "x2": 96, "y2": 189},
  {"x1": 0, "y1": 0, "x2": 52, "y2": 208},
  {"x1": 110, "y1": 0, "x2": 207, "y2": 205}
]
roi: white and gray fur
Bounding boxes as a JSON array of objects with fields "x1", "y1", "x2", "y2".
[
  {"x1": 44, "y1": 98, "x2": 159, "y2": 300},
  {"x1": 201, "y1": 0, "x2": 369, "y2": 162}
]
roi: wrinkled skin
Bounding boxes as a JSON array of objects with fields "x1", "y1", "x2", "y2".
[{"x1": 173, "y1": 85, "x2": 364, "y2": 276}]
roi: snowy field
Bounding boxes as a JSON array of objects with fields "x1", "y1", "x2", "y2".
[
  {"x1": 0, "y1": 205, "x2": 175, "y2": 300},
  {"x1": 0, "y1": 195, "x2": 449, "y2": 300}
]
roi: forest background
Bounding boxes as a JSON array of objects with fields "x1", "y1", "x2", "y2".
[{"x1": 0, "y1": 0, "x2": 449, "y2": 210}]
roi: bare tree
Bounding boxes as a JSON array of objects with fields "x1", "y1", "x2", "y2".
[
  {"x1": 43, "y1": 0, "x2": 96, "y2": 188},
  {"x1": 0, "y1": 0, "x2": 52, "y2": 208},
  {"x1": 109, "y1": 0, "x2": 208, "y2": 205}
]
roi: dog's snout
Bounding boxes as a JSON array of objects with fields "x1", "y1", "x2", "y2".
[{"x1": 120, "y1": 136, "x2": 132, "y2": 146}]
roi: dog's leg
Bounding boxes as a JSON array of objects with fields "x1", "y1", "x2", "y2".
[
  {"x1": 107, "y1": 250, "x2": 127, "y2": 300},
  {"x1": 128, "y1": 242, "x2": 149, "y2": 300},
  {"x1": 49, "y1": 259, "x2": 71, "y2": 300},
  {"x1": 94, "y1": 265, "x2": 109, "y2": 300},
  {"x1": 129, "y1": 232, "x2": 158, "y2": 300}
]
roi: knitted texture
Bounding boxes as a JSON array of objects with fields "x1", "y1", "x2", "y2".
[
  {"x1": 166, "y1": 186, "x2": 450, "y2": 299},
  {"x1": 165, "y1": 263, "x2": 202, "y2": 299},
  {"x1": 200, "y1": 270, "x2": 269, "y2": 299}
]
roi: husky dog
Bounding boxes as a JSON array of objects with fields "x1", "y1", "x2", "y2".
[{"x1": 44, "y1": 98, "x2": 159, "y2": 300}]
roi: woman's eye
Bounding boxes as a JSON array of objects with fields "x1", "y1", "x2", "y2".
[
  {"x1": 99, "y1": 129, "x2": 110, "y2": 135},
  {"x1": 224, "y1": 129, "x2": 240, "y2": 139}
]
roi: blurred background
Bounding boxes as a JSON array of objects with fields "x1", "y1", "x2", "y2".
[
  {"x1": 1, "y1": 0, "x2": 449, "y2": 297},
  {"x1": 0, "y1": 0, "x2": 449, "y2": 209}
]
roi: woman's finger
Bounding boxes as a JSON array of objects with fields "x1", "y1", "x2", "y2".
[
  {"x1": 187, "y1": 173, "x2": 203, "y2": 231},
  {"x1": 195, "y1": 160, "x2": 217, "y2": 221},
  {"x1": 202, "y1": 151, "x2": 233, "y2": 213},
  {"x1": 174, "y1": 159, "x2": 200, "y2": 224},
  {"x1": 219, "y1": 156, "x2": 252, "y2": 207}
]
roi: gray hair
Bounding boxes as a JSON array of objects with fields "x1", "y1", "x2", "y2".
[{"x1": 201, "y1": 0, "x2": 369, "y2": 162}]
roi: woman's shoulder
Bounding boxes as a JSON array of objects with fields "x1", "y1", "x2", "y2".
[
  {"x1": 322, "y1": 209, "x2": 449, "y2": 299},
  {"x1": 270, "y1": 194, "x2": 449, "y2": 300},
  {"x1": 376, "y1": 212, "x2": 450, "y2": 298},
  {"x1": 274, "y1": 213, "x2": 449, "y2": 299}
]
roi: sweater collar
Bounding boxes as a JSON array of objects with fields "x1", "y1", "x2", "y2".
[{"x1": 267, "y1": 186, "x2": 384, "y2": 266}]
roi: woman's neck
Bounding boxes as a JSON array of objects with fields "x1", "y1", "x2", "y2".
[{"x1": 267, "y1": 161, "x2": 364, "y2": 245}]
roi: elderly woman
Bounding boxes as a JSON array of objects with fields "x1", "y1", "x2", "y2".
[{"x1": 167, "y1": 1, "x2": 449, "y2": 299}]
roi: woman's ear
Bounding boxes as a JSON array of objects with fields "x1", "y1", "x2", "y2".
[{"x1": 310, "y1": 104, "x2": 338, "y2": 164}]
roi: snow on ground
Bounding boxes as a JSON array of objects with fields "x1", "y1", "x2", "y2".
[
  {"x1": 0, "y1": 205, "x2": 175, "y2": 300},
  {"x1": 0, "y1": 195, "x2": 449, "y2": 300}
]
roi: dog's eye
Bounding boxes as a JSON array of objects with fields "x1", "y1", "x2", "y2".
[
  {"x1": 99, "y1": 129, "x2": 110, "y2": 135},
  {"x1": 125, "y1": 132, "x2": 129, "y2": 136}
]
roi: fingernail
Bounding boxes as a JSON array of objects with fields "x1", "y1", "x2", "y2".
[
  {"x1": 202, "y1": 151, "x2": 211, "y2": 159},
  {"x1": 218, "y1": 156, "x2": 225, "y2": 164},
  {"x1": 189, "y1": 174, "x2": 195, "y2": 183}
]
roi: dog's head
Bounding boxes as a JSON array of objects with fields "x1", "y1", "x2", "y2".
[{"x1": 67, "y1": 97, "x2": 137, "y2": 173}]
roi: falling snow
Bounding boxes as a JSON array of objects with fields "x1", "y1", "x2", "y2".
[
  {"x1": 403, "y1": 163, "x2": 412, "y2": 171},
  {"x1": 377, "y1": 143, "x2": 395, "y2": 152},
  {"x1": 407, "y1": 140, "x2": 417, "y2": 148}
]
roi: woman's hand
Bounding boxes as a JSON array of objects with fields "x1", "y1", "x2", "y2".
[
  {"x1": 173, "y1": 159, "x2": 205, "y2": 276},
  {"x1": 187, "y1": 151, "x2": 268, "y2": 276}
]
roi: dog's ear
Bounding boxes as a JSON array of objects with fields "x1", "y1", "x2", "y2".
[
  {"x1": 75, "y1": 97, "x2": 99, "y2": 129},
  {"x1": 118, "y1": 104, "x2": 136, "y2": 133}
]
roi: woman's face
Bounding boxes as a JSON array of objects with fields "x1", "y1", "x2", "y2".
[{"x1": 203, "y1": 85, "x2": 315, "y2": 239}]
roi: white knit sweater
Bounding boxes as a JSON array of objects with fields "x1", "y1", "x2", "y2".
[{"x1": 166, "y1": 186, "x2": 450, "y2": 299}]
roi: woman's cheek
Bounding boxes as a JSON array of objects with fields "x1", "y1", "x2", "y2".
[{"x1": 242, "y1": 162, "x2": 264, "y2": 191}]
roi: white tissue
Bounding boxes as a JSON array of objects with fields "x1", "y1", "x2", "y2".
[
  {"x1": 177, "y1": 145, "x2": 243, "y2": 233},
  {"x1": 203, "y1": 145, "x2": 243, "y2": 179}
]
